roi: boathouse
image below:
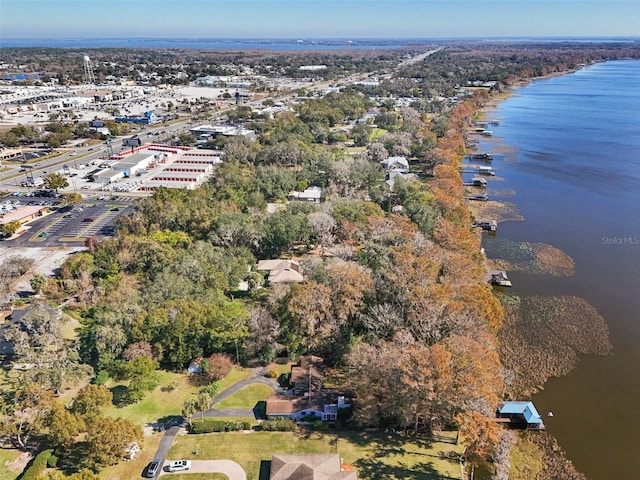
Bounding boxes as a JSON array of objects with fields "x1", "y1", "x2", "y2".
[{"x1": 497, "y1": 401, "x2": 545, "y2": 430}]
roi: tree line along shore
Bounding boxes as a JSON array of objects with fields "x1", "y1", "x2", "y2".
[{"x1": 1, "y1": 42, "x2": 638, "y2": 479}]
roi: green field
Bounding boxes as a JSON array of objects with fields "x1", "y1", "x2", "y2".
[
  {"x1": 213, "y1": 384, "x2": 274, "y2": 409},
  {"x1": 102, "y1": 368, "x2": 253, "y2": 426},
  {"x1": 168, "y1": 430, "x2": 463, "y2": 480},
  {"x1": 0, "y1": 449, "x2": 23, "y2": 480}
]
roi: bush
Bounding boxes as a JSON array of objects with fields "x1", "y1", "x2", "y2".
[
  {"x1": 261, "y1": 419, "x2": 297, "y2": 431},
  {"x1": 94, "y1": 370, "x2": 110, "y2": 385},
  {"x1": 312, "y1": 420, "x2": 329, "y2": 431},
  {"x1": 267, "y1": 370, "x2": 278, "y2": 378},
  {"x1": 190, "y1": 418, "x2": 253, "y2": 433},
  {"x1": 300, "y1": 414, "x2": 319, "y2": 423},
  {"x1": 19, "y1": 449, "x2": 52, "y2": 480},
  {"x1": 47, "y1": 453, "x2": 58, "y2": 468}
]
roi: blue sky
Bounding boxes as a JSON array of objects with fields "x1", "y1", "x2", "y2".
[{"x1": 1, "y1": 1, "x2": 639, "y2": 39}]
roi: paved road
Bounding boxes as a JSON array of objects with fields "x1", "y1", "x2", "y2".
[{"x1": 159, "y1": 459, "x2": 246, "y2": 479}]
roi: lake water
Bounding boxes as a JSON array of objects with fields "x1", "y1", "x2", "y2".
[
  {"x1": 481, "y1": 60, "x2": 640, "y2": 480},
  {"x1": 0, "y1": 37, "x2": 419, "y2": 50}
]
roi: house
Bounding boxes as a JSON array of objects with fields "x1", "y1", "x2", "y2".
[
  {"x1": 256, "y1": 259, "x2": 304, "y2": 284},
  {"x1": 289, "y1": 355, "x2": 324, "y2": 396},
  {"x1": 288, "y1": 186, "x2": 322, "y2": 203},
  {"x1": 385, "y1": 170, "x2": 418, "y2": 190},
  {"x1": 497, "y1": 401, "x2": 545, "y2": 430},
  {"x1": 270, "y1": 454, "x2": 357, "y2": 480},
  {"x1": 380, "y1": 156, "x2": 409, "y2": 173},
  {"x1": 265, "y1": 356, "x2": 351, "y2": 422},
  {"x1": 265, "y1": 392, "x2": 349, "y2": 422}
]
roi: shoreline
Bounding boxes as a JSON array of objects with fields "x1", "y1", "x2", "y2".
[{"x1": 469, "y1": 64, "x2": 609, "y2": 479}]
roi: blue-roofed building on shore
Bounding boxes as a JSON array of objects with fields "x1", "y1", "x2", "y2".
[{"x1": 497, "y1": 401, "x2": 545, "y2": 430}]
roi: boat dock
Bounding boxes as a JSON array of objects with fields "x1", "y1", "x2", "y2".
[
  {"x1": 466, "y1": 152, "x2": 494, "y2": 162},
  {"x1": 486, "y1": 270, "x2": 512, "y2": 287},
  {"x1": 463, "y1": 176, "x2": 487, "y2": 187},
  {"x1": 473, "y1": 219, "x2": 497, "y2": 232},
  {"x1": 464, "y1": 193, "x2": 489, "y2": 201}
]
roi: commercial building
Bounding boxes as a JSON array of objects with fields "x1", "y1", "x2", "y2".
[
  {"x1": 115, "y1": 110, "x2": 161, "y2": 125},
  {"x1": 112, "y1": 152, "x2": 155, "y2": 177},
  {"x1": 93, "y1": 169, "x2": 125, "y2": 185},
  {"x1": 0, "y1": 205, "x2": 47, "y2": 226},
  {"x1": 189, "y1": 124, "x2": 255, "y2": 140}
]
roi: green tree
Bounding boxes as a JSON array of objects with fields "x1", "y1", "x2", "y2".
[
  {"x1": 182, "y1": 399, "x2": 198, "y2": 426},
  {"x1": 47, "y1": 402, "x2": 82, "y2": 448},
  {"x1": 84, "y1": 416, "x2": 142, "y2": 470},
  {"x1": 196, "y1": 391, "x2": 211, "y2": 420},
  {"x1": 71, "y1": 384, "x2": 113, "y2": 424},
  {"x1": 43, "y1": 173, "x2": 69, "y2": 192},
  {"x1": 0, "y1": 220, "x2": 22, "y2": 238},
  {"x1": 122, "y1": 356, "x2": 159, "y2": 403},
  {"x1": 30, "y1": 274, "x2": 47, "y2": 295},
  {"x1": 60, "y1": 192, "x2": 83, "y2": 205},
  {"x1": 0, "y1": 383, "x2": 55, "y2": 449}
]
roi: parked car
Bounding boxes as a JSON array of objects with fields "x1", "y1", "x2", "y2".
[
  {"x1": 167, "y1": 460, "x2": 191, "y2": 472},
  {"x1": 82, "y1": 217, "x2": 94, "y2": 222},
  {"x1": 145, "y1": 459, "x2": 161, "y2": 478}
]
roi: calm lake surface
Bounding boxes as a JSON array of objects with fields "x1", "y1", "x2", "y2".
[{"x1": 481, "y1": 60, "x2": 640, "y2": 480}]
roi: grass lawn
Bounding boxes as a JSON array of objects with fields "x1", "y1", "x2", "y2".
[
  {"x1": 217, "y1": 368, "x2": 253, "y2": 391},
  {"x1": 103, "y1": 368, "x2": 253, "y2": 427},
  {"x1": 168, "y1": 430, "x2": 463, "y2": 480},
  {"x1": 98, "y1": 433, "x2": 163, "y2": 480},
  {"x1": 0, "y1": 449, "x2": 24, "y2": 480},
  {"x1": 213, "y1": 384, "x2": 274, "y2": 409},
  {"x1": 265, "y1": 361, "x2": 292, "y2": 377},
  {"x1": 103, "y1": 371, "x2": 202, "y2": 426},
  {"x1": 369, "y1": 128, "x2": 388, "y2": 140}
]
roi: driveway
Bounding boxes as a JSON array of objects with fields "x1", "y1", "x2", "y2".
[{"x1": 159, "y1": 459, "x2": 246, "y2": 479}]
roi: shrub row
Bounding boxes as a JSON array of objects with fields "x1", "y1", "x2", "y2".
[
  {"x1": 19, "y1": 449, "x2": 52, "y2": 480},
  {"x1": 191, "y1": 418, "x2": 252, "y2": 433},
  {"x1": 261, "y1": 419, "x2": 297, "y2": 431}
]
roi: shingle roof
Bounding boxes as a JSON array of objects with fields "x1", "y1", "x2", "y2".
[{"x1": 270, "y1": 454, "x2": 357, "y2": 480}]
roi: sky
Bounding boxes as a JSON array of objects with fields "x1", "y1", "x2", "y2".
[{"x1": 1, "y1": 0, "x2": 639, "y2": 39}]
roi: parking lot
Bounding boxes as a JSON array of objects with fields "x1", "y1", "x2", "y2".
[{"x1": 1, "y1": 193, "x2": 134, "y2": 246}]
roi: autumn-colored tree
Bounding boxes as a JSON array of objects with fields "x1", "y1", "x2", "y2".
[
  {"x1": 285, "y1": 281, "x2": 335, "y2": 353},
  {"x1": 201, "y1": 353, "x2": 234, "y2": 381},
  {"x1": 323, "y1": 260, "x2": 375, "y2": 328},
  {"x1": 457, "y1": 410, "x2": 502, "y2": 480},
  {"x1": 121, "y1": 341, "x2": 154, "y2": 361}
]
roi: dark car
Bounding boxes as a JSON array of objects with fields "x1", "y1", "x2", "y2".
[
  {"x1": 82, "y1": 217, "x2": 94, "y2": 222},
  {"x1": 145, "y1": 459, "x2": 161, "y2": 478}
]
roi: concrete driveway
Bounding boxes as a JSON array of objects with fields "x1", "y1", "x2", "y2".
[{"x1": 159, "y1": 459, "x2": 246, "y2": 479}]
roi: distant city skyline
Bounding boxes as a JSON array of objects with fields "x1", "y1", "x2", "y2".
[{"x1": 2, "y1": 1, "x2": 639, "y2": 40}]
